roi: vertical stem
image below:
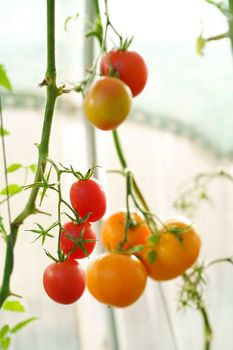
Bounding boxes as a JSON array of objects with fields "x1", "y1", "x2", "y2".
[
  {"x1": 200, "y1": 307, "x2": 213, "y2": 350},
  {"x1": 0, "y1": 0, "x2": 58, "y2": 308}
]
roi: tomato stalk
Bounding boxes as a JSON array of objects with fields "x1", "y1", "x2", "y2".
[{"x1": 0, "y1": 0, "x2": 59, "y2": 308}]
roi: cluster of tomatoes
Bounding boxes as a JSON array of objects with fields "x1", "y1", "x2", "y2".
[
  {"x1": 83, "y1": 50, "x2": 148, "y2": 130},
  {"x1": 86, "y1": 211, "x2": 201, "y2": 307},
  {"x1": 43, "y1": 49, "x2": 201, "y2": 308},
  {"x1": 43, "y1": 177, "x2": 106, "y2": 304}
]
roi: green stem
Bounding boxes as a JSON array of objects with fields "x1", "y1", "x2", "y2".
[
  {"x1": 112, "y1": 130, "x2": 128, "y2": 169},
  {"x1": 0, "y1": 0, "x2": 58, "y2": 308},
  {"x1": 229, "y1": 0, "x2": 233, "y2": 51},
  {"x1": 200, "y1": 306, "x2": 213, "y2": 350}
]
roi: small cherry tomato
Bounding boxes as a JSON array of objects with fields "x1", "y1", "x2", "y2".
[
  {"x1": 86, "y1": 252, "x2": 147, "y2": 307},
  {"x1": 43, "y1": 259, "x2": 86, "y2": 304},
  {"x1": 101, "y1": 210, "x2": 151, "y2": 252},
  {"x1": 60, "y1": 221, "x2": 96, "y2": 259},
  {"x1": 140, "y1": 216, "x2": 201, "y2": 281},
  {"x1": 100, "y1": 50, "x2": 148, "y2": 97},
  {"x1": 83, "y1": 77, "x2": 132, "y2": 130},
  {"x1": 70, "y1": 178, "x2": 106, "y2": 222}
]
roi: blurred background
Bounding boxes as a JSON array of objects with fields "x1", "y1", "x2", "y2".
[{"x1": 1, "y1": 0, "x2": 233, "y2": 349}]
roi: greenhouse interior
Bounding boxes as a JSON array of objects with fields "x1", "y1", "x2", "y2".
[{"x1": 1, "y1": 0, "x2": 233, "y2": 350}]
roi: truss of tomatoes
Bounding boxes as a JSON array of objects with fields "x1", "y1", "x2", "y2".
[
  {"x1": 86, "y1": 212, "x2": 201, "y2": 308},
  {"x1": 43, "y1": 177, "x2": 106, "y2": 305}
]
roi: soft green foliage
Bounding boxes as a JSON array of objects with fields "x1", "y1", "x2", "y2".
[
  {"x1": 0, "y1": 184, "x2": 22, "y2": 197},
  {"x1": 0, "y1": 65, "x2": 12, "y2": 92},
  {"x1": 6, "y1": 164, "x2": 23, "y2": 173},
  {"x1": 148, "y1": 250, "x2": 157, "y2": 264},
  {"x1": 0, "y1": 127, "x2": 10, "y2": 137},
  {"x1": 10, "y1": 317, "x2": 38, "y2": 334},
  {"x1": 0, "y1": 300, "x2": 37, "y2": 349},
  {"x1": 2, "y1": 300, "x2": 25, "y2": 313}
]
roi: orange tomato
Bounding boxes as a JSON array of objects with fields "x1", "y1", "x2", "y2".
[
  {"x1": 140, "y1": 216, "x2": 201, "y2": 281},
  {"x1": 101, "y1": 211, "x2": 151, "y2": 252},
  {"x1": 83, "y1": 77, "x2": 132, "y2": 131},
  {"x1": 86, "y1": 252, "x2": 147, "y2": 307}
]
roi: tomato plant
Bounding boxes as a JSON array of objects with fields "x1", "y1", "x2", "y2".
[
  {"x1": 70, "y1": 178, "x2": 106, "y2": 222},
  {"x1": 101, "y1": 210, "x2": 151, "y2": 251},
  {"x1": 86, "y1": 252, "x2": 147, "y2": 307},
  {"x1": 100, "y1": 50, "x2": 148, "y2": 97},
  {"x1": 60, "y1": 221, "x2": 96, "y2": 259},
  {"x1": 140, "y1": 216, "x2": 201, "y2": 281},
  {"x1": 83, "y1": 77, "x2": 132, "y2": 130},
  {"x1": 43, "y1": 259, "x2": 86, "y2": 304}
]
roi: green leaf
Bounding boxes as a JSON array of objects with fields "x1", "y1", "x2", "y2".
[
  {"x1": 2, "y1": 300, "x2": 25, "y2": 313},
  {"x1": 0, "y1": 184, "x2": 22, "y2": 196},
  {"x1": 196, "y1": 34, "x2": 206, "y2": 56},
  {"x1": 148, "y1": 250, "x2": 157, "y2": 264},
  {"x1": 125, "y1": 245, "x2": 144, "y2": 254},
  {"x1": 0, "y1": 65, "x2": 12, "y2": 91},
  {"x1": 0, "y1": 127, "x2": 10, "y2": 137},
  {"x1": 148, "y1": 235, "x2": 160, "y2": 244},
  {"x1": 29, "y1": 164, "x2": 37, "y2": 173},
  {"x1": 0, "y1": 325, "x2": 10, "y2": 339},
  {"x1": 0, "y1": 336, "x2": 11, "y2": 350},
  {"x1": 10, "y1": 317, "x2": 38, "y2": 334},
  {"x1": 7, "y1": 163, "x2": 22, "y2": 173}
]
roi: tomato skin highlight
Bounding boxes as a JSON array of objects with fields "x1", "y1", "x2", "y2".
[
  {"x1": 70, "y1": 178, "x2": 106, "y2": 222},
  {"x1": 86, "y1": 252, "x2": 147, "y2": 307},
  {"x1": 43, "y1": 259, "x2": 86, "y2": 304},
  {"x1": 83, "y1": 77, "x2": 132, "y2": 130},
  {"x1": 140, "y1": 216, "x2": 201, "y2": 281},
  {"x1": 100, "y1": 50, "x2": 148, "y2": 97},
  {"x1": 60, "y1": 221, "x2": 96, "y2": 259},
  {"x1": 101, "y1": 210, "x2": 151, "y2": 251}
]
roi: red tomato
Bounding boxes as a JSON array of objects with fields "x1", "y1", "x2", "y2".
[
  {"x1": 60, "y1": 221, "x2": 96, "y2": 259},
  {"x1": 83, "y1": 77, "x2": 132, "y2": 130},
  {"x1": 43, "y1": 259, "x2": 86, "y2": 304},
  {"x1": 70, "y1": 178, "x2": 106, "y2": 222},
  {"x1": 100, "y1": 50, "x2": 148, "y2": 97}
]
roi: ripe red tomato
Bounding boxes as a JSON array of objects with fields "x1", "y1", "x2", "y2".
[
  {"x1": 70, "y1": 178, "x2": 106, "y2": 222},
  {"x1": 43, "y1": 259, "x2": 86, "y2": 304},
  {"x1": 86, "y1": 252, "x2": 147, "y2": 307},
  {"x1": 100, "y1": 50, "x2": 148, "y2": 97},
  {"x1": 83, "y1": 77, "x2": 132, "y2": 130},
  {"x1": 60, "y1": 221, "x2": 96, "y2": 259}
]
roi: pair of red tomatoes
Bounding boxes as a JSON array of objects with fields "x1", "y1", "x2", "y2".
[
  {"x1": 43, "y1": 178, "x2": 106, "y2": 304},
  {"x1": 84, "y1": 50, "x2": 148, "y2": 130}
]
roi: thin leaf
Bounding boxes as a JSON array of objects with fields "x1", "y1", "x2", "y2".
[
  {"x1": 148, "y1": 250, "x2": 157, "y2": 264},
  {"x1": 2, "y1": 300, "x2": 25, "y2": 313},
  {"x1": 7, "y1": 163, "x2": 22, "y2": 173},
  {"x1": 10, "y1": 317, "x2": 38, "y2": 334},
  {"x1": 148, "y1": 235, "x2": 160, "y2": 244},
  {"x1": 126, "y1": 245, "x2": 144, "y2": 254},
  {"x1": 0, "y1": 127, "x2": 10, "y2": 137},
  {"x1": 0, "y1": 184, "x2": 22, "y2": 196},
  {"x1": 0, "y1": 325, "x2": 10, "y2": 339},
  {"x1": 28, "y1": 164, "x2": 37, "y2": 173},
  {"x1": 0, "y1": 65, "x2": 12, "y2": 91}
]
